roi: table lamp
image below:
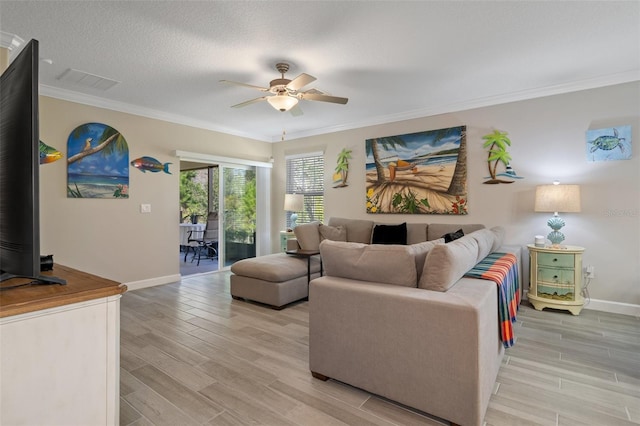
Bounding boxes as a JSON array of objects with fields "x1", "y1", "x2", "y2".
[
  {"x1": 284, "y1": 193, "x2": 304, "y2": 229},
  {"x1": 534, "y1": 181, "x2": 581, "y2": 247}
]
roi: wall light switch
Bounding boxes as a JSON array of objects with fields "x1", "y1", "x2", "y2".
[{"x1": 140, "y1": 204, "x2": 151, "y2": 213}]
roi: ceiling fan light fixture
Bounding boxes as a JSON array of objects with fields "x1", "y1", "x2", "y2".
[{"x1": 267, "y1": 94, "x2": 298, "y2": 112}]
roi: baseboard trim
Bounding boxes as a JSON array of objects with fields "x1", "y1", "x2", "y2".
[
  {"x1": 124, "y1": 274, "x2": 181, "y2": 291},
  {"x1": 584, "y1": 298, "x2": 640, "y2": 317}
]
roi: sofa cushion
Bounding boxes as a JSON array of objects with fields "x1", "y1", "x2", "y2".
[
  {"x1": 328, "y1": 217, "x2": 374, "y2": 244},
  {"x1": 406, "y1": 223, "x2": 428, "y2": 244},
  {"x1": 319, "y1": 223, "x2": 347, "y2": 242},
  {"x1": 320, "y1": 240, "x2": 417, "y2": 287},
  {"x1": 371, "y1": 222, "x2": 407, "y2": 245},
  {"x1": 293, "y1": 221, "x2": 321, "y2": 250},
  {"x1": 408, "y1": 238, "x2": 445, "y2": 282},
  {"x1": 469, "y1": 228, "x2": 496, "y2": 263},
  {"x1": 491, "y1": 226, "x2": 506, "y2": 252},
  {"x1": 419, "y1": 234, "x2": 479, "y2": 291}
]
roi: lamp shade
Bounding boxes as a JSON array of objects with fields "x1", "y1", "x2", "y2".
[
  {"x1": 534, "y1": 184, "x2": 581, "y2": 213},
  {"x1": 267, "y1": 94, "x2": 298, "y2": 112},
  {"x1": 284, "y1": 193, "x2": 304, "y2": 212}
]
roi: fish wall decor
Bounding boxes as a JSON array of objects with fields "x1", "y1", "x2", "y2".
[
  {"x1": 39, "y1": 140, "x2": 63, "y2": 164},
  {"x1": 131, "y1": 156, "x2": 172, "y2": 174}
]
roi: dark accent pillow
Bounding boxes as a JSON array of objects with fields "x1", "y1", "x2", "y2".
[
  {"x1": 442, "y1": 228, "x2": 464, "y2": 243},
  {"x1": 371, "y1": 223, "x2": 407, "y2": 245}
]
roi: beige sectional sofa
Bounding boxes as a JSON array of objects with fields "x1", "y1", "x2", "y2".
[
  {"x1": 308, "y1": 218, "x2": 521, "y2": 426},
  {"x1": 229, "y1": 217, "x2": 485, "y2": 308}
]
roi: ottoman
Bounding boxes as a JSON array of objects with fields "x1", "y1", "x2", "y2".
[{"x1": 230, "y1": 252, "x2": 321, "y2": 309}]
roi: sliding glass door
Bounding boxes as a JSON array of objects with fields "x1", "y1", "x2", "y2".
[
  {"x1": 177, "y1": 150, "x2": 270, "y2": 272},
  {"x1": 220, "y1": 165, "x2": 256, "y2": 267}
]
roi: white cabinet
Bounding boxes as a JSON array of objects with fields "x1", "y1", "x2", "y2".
[{"x1": 0, "y1": 265, "x2": 125, "y2": 425}]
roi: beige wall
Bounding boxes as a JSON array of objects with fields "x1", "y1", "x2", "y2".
[
  {"x1": 272, "y1": 82, "x2": 640, "y2": 307},
  {"x1": 39, "y1": 82, "x2": 639, "y2": 308},
  {"x1": 39, "y1": 96, "x2": 271, "y2": 286}
]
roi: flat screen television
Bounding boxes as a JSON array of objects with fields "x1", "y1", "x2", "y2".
[{"x1": 0, "y1": 39, "x2": 64, "y2": 285}]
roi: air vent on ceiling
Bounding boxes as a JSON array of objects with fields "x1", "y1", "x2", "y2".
[{"x1": 57, "y1": 68, "x2": 120, "y2": 91}]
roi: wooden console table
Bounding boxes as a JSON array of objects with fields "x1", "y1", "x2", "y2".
[{"x1": 0, "y1": 264, "x2": 126, "y2": 425}]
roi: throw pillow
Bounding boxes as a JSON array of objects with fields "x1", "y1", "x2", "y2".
[
  {"x1": 442, "y1": 228, "x2": 464, "y2": 243},
  {"x1": 318, "y1": 224, "x2": 347, "y2": 242},
  {"x1": 371, "y1": 222, "x2": 408, "y2": 245},
  {"x1": 293, "y1": 221, "x2": 321, "y2": 251},
  {"x1": 327, "y1": 217, "x2": 374, "y2": 244}
]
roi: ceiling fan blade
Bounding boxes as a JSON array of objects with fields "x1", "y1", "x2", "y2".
[
  {"x1": 286, "y1": 73, "x2": 316, "y2": 91},
  {"x1": 303, "y1": 88, "x2": 326, "y2": 95},
  {"x1": 231, "y1": 96, "x2": 268, "y2": 108},
  {"x1": 290, "y1": 104, "x2": 304, "y2": 117},
  {"x1": 220, "y1": 80, "x2": 269, "y2": 92},
  {"x1": 300, "y1": 92, "x2": 348, "y2": 105}
]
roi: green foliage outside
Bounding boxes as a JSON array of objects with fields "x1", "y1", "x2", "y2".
[
  {"x1": 180, "y1": 167, "x2": 256, "y2": 245},
  {"x1": 180, "y1": 170, "x2": 207, "y2": 223},
  {"x1": 223, "y1": 169, "x2": 256, "y2": 243}
]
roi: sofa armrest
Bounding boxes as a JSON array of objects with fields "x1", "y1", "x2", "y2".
[{"x1": 309, "y1": 276, "x2": 503, "y2": 426}]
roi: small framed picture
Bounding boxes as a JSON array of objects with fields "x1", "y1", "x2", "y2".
[{"x1": 586, "y1": 125, "x2": 632, "y2": 162}]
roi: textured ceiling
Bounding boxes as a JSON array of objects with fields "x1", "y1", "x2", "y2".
[{"x1": 1, "y1": 1, "x2": 639, "y2": 142}]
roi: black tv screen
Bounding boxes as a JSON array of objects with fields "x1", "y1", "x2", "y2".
[{"x1": 0, "y1": 39, "x2": 64, "y2": 284}]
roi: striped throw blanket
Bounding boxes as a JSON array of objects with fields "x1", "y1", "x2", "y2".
[{"x1": 464, "y1": 252, "x2": 520, "y2": 348}]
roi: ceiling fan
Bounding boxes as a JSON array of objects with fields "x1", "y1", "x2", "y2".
[{"x1": 220, "y1": 62, "x2": 348, "y2": 115}]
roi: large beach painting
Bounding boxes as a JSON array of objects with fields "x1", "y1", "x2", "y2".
[
  {"x1": 365, "y1": 126, "x2": 467, "y2": 214},
  {"x1": 67, "y1": 122, "x2": 129, "y2": 198}
]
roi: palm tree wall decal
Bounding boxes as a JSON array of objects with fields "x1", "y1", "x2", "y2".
[
  {"x1": 482, "y1": 129, "x2": 514, "y2": 184},
  {"x1": 333, "y1": 148, "x2": 352, "y2": 187}
]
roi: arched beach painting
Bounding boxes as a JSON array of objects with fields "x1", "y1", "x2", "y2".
[
  {"x1": 67, "y1": 123, "x2": 129, "y2": 198},
  {"x1": 365, "y1": 126, "x2": 467, "y2": 214}
]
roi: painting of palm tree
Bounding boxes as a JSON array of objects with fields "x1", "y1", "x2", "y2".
[
  {"x1": 365, "y1": 126, "x2": 467, "y2": 214},
  {"x1": 67, "y1": 123, "x2": 129, "y2": 198}
]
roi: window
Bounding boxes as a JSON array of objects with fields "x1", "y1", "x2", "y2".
[{"x1": 285, "y1": 152, "x2": 324, "y2": 228}]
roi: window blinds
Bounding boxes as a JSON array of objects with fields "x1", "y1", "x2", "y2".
[{"x1": 285, "y1": 153, "x2": 324, "y2": 227}]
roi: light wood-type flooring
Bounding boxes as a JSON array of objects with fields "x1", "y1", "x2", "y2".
[{"x1": 120, "y1": 271, "x2": 640, "y2": 426}]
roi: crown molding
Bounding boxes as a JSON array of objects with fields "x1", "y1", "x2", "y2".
[
  {"x1": 280, "y1": 69, "x2": 640, "y2": 141},
  {"x1": 41, "y1": 69, "x2": 639, "y2": 143},
  {"x1": 39, "y1": 85, "x2": 272, "y2": 142},
  {"x1": 0, "y1": 31, "x2": 24, "y2": 51},
  {"x1": 0, "y1": 31, "x2": 25, "y2": 61}
]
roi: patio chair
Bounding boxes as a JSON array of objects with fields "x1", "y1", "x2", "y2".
[{"x1": 184, "y1": 211, "x2": 219, "y2": 266}]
